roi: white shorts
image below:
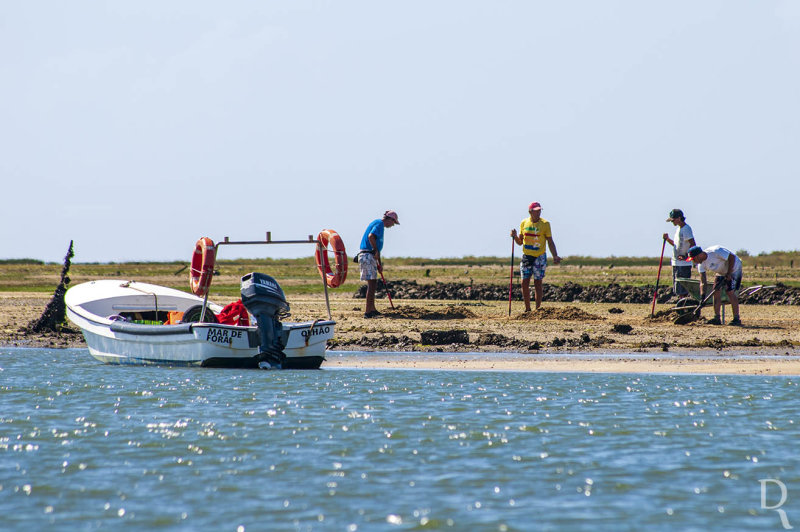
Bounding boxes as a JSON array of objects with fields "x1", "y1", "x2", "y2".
[{"x1": 359, "y1": 252, "x2": 378, "y2": 281}]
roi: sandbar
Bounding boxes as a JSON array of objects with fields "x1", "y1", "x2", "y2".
[
  {"x1": 3, "y1": 292, "x2": 799, "y2": 375},
  {"x1": 325, "y1": 351, "x2": 800, "y2": 375}
]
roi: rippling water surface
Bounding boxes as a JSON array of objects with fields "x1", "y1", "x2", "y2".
[{"x1": 2, "y1": 348, "x2": 800, "y2": 531}]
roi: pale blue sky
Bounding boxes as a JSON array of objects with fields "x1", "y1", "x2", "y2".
[{"x1": 2, "y1": 2, "x2": 798, "y2": 262}]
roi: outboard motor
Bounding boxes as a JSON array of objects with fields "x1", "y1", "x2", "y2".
[{"x1": 240, "y1": 272, "x2": 290, "y2": 369}]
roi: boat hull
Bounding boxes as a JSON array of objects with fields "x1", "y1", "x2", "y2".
[{"x1": 65, "y1": 280, "x2": 333, "y2": 369}]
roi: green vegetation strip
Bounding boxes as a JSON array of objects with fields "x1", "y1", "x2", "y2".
[{"x1": 2, "y1": 252, "x2": 800, "y2": 293}]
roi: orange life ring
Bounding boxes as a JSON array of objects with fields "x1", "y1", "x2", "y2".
[
  {"x1": 190, "y1": 237, "x2": 216, "y2": 296},
  {"x1": 315, "y1": 229, "x2": 348, "y2": 288}
]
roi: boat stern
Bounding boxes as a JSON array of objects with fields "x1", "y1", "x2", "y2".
[{"x1": 282, "y1": 320, "x2": 335, "y2": 369}]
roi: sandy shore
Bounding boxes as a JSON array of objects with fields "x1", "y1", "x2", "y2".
[
  {"x1": 3, "y1": 291, "x2": 799, "y2": 374},
  {"x1": 324, "y1": 352, "x2": 800, "y2": 375}
]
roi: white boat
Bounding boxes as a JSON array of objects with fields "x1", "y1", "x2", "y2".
[
  {"x1": 66, "y1": 279, "x2": 333, "y2": 369},
  {"x1": 66, "y1": 232, "x2": 347, "y2": 369}
]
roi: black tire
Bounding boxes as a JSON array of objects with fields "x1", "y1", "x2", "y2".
[
  {"x1": 181, "y1": 305, "x2": 219, "y2": 324},
  {"x1": 675, "y1": 297, "x2": 699, "y2": 309}
]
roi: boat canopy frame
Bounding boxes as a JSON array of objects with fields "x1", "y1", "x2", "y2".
[{"x1": 199, "y1": 232, "x2": 333, "y2": 322}]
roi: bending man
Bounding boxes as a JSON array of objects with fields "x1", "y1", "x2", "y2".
[
  {"x1": 358, "y1": 210, "x2": 399, "y2": 318},
  {"x1": 688, "y1": 245, "x2": 743, "y2": 326}
]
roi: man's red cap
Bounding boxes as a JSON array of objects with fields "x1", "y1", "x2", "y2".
[{"x1": 528, "y1": 202, "x2": 542, "y2": 211}]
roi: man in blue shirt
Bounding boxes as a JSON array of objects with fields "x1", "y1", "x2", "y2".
[{"x1": 359, "y1": 210, "x2": 399, "y2": 318}]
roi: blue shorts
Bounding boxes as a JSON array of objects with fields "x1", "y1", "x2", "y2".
[
  {"x1": 714, "y1": 270, "x2": 742, "y2": 293},
  {"x1": 521, "y1": 254, "x2": 547, "y2": 280}
]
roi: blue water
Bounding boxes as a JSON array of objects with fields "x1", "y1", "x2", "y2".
[{"x1": 2, "y1": 348, "x2": 800, "y2": 531}]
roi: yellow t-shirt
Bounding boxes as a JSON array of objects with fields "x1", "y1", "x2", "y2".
[{"x1": 519, "y1": 217, "x2": 552, "y2": 257}]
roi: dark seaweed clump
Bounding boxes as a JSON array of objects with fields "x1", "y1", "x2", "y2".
[{"x1": 26, "y1": 241, "x2": 75, "y2": 333}]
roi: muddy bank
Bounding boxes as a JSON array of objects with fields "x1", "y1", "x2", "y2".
[{"x1": 355, "y1": 280, "x2": 800, "y2": 305}]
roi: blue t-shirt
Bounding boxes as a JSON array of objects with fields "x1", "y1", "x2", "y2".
[{"x1": 360, "y1": 219, "x2": 385, "y2": 252}]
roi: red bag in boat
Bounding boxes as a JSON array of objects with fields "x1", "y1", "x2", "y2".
[{"x1": 216, "y1": 300, "x2": 250, "y2": 326}]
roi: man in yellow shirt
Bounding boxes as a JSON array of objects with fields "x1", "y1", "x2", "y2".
[{"x1": 510, "y1": 202, "x2": 562, "y2": 311}]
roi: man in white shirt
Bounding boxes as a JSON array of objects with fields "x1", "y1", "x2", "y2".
[
  {"x1": 688, "y1": 245, "x2": 743, "y2": 326},
  {"x1": 663, "y1": 209, "x2": 696, "y2": 296}
]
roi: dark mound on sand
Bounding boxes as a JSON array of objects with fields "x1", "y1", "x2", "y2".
[
  {"x1": 611, "y1": 324, "x2": 633, "y2": 334},
  {"x1": 383, "y1": 305, "x2": 477, "y2": 320},
  {"x1": 742, "y1": 283, "x2": 800, "y2": 305},
  {"x1": 475, "y1": 332, "x2": 513, "y2": 346},
  {"x1": 356, "y1": 280, "x2": 674, "y2": 304},
  {"x1": 646, "y1": 308, "x2": 683, "y2": 323},
  {"x1": 328, "y1": 334, "x2": 415, "y2": 349},
  {"x1": 511, "y1": 306, "x2": 604, "y2": 321},
  {"x1": 421, "y1": 329, "x2": 470, "y2": 345},
  {"x1": 474, "y1": 333, "x2": 542, "y2": 350},
  {"x1": 355, "y1": 280, "x2": 800, "y2": 305}
]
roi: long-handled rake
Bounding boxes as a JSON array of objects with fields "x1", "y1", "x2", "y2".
[
  {"x1": 508, "y1": 235, "x2": 515, "y2": 316},
  {"x1": 650, "y1": 238, "x2": 667, "y2": 317},
  {"x1": 378, "y1": 259, "x2": 395, "y2": 309}
]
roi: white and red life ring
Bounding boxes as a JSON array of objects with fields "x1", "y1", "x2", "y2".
[
  {"x1": 190, "y1": 237, "x2": 216, "y2": 296},
  {"x1": 315, "y1": 229, "x2": 348, "y2": 288}
]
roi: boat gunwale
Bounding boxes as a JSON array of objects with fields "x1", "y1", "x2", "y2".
[{"x1": 69, "y1": 304, "x2": 334, "y2": 337}]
